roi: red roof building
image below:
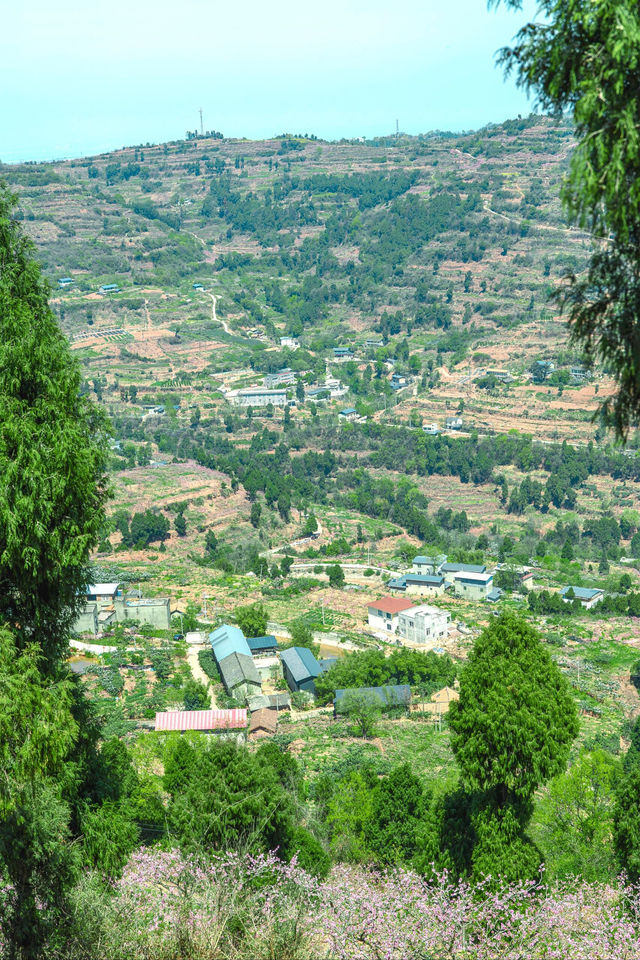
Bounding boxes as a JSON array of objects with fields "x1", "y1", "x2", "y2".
[
  {"x1": 367, "y1": 596, "x2": 416, "y2": 635},
  {"x1": 368, "y1": 596, "x2": 415, "y2": 615},
  {"x1": 154, "y1": 709, "x2": 247, "y2": 732}
]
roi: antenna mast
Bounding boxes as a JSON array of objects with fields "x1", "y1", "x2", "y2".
[
  {"x1": 395, "y1": 118, "x2": 399, "y2": 139},
  {"x1": 199, "y1": 108, "x2": 204, "y2": 137}
]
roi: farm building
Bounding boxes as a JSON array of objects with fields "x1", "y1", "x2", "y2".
[
  {"x1": 249, "y1": 709, "x2": 278, "y2": 738},
  {"x1": 441, "y1": 562, "x2": 486, "y2": 583},
  {"x1": 561, "y1": 586, "x2": 604, "y2": 609},
  {"x1": 217, "y1": 652, "x2": 262, "y2": 702},
  {"x1": 280, "y1": 646, "x2": 323, "y2": 694},
  {"x1": 154, "y1": 709, "x2": 247, "y2": 742},
  {"x1": 422, "y1": 423, "x2": 440, "y2": 436},
  {"x1": 280, "y1": 336, "x2": 299, "y2": 350},
  {"x1": 247, "y1": 635, "x2": 278, "y2": 655},
  {"x1": 452, "y1": 571, "x2": 494, "y2": 601},
  {"x1": 412, "y1": 555, "x2": 447, "y2": 575},
  {"x1": 387, "y1": 574, "x2": 446, "y2": 597},
  {"x1": 339, "y1": 407, "x2": 358, "y2": 422},
  {"x1": 419, "y1": 686, "x2": 460, "y2": 716},
  {"x1": 73, "y1": 603, "x2": 99, "y2": 636},
  {"x1": 264, "y1": 368, "x2": 296, "y2": 388},
  {"x1": 367, "y1": 596, "x2": 415, "y2": 634},
  {"x1": 209, "y1": 624, "x2": 252, "y2": 662},
  {"x1": 229, "y1": 388, "x2": 288, "y2": 408},
  {"x1": 334, "y1": 684, "x2": 411, "y2": 716},
  {"x1": 445, "y1": 416, "x2": 463, "y2": 430},
  {"x1": 396, "y1": 604, "x2": 450, "y2": 644},
  {"x1": 86, "y1": 582, "x2": 121, "y2": 608},
  {"x1": 247, "y1": 692, "x2": 292, "y2": 713}
]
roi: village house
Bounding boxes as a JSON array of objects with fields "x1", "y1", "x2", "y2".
[
  {"x1": 387, "y1": 573, "x2": 446, "y2": 597},
  {"x1": 249, "y1": 708, "x2": 278, "y2": 739},
  {"x1": 280, "y1": 336, "x2": 300, "y2": 350},
  {"x1": 264, "y1": 368, "x2": 296, "y2": 388},
  {"x1": 217, "y1": 652, "x2": 262, "y2": 702},
  {"x1": 440, "y1": 562, "x2": 486, "y2": 584},
  {"x1": 367, "y1": 596, "x2": 415, "y2": 634},
  {"x1": 280, "y1": 646, "x2": 324, "y2": 694},
  {"x1": 445, "y1": 416, "x2": 463, "y2": 430},
  {"x1": 452, "y1": 570, "x2": 494, "y2": 601},
  {"x1": 396, "y1": 604, "x2": 451, "y2": 644},
  {"x1": 229, "y1": 388, "x2": 288, "y2": 408},
  {"x1": 339, "y1": 407, "x2": 359, "y2": 422},
  {"x1": 561, "y1": 586, "x2": 604, "y2": 609},
  {"x1": 422, "y1": 423, "x2": 440, "y2": 436}
]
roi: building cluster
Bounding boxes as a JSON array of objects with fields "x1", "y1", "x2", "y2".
[
  {"x1": 388, "y1": 557, "x2": 498, "y2": 602},
  {"x1": 73, "y1": 582, "x2": 172, "y2": 635}
]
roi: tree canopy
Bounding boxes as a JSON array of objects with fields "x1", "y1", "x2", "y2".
[
  {"x1": 0, "y1": 185, "x2": 110, "y2": 665},
  {"x1": 493, "y1": 0, "x2": 640, "y2": 437}
]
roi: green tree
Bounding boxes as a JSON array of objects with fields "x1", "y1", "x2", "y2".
[
  {"x1": 533, "y1": 749, "x2": 617, "y2": 882},
  {"x1": 0, "y1": 632, "x2": 80, "y2": 957},
  {"x1": 364, "y1": 763, "x2": 426, "y2": 865},
  {"x1": 174, "y1": 512, "x2": 187, "y2": 537},
  {"x1": 327, "y1": 563, "x2": 345, "y2": 588},
  {"x1": 336, "y1": 690, "x2": 382, "y2": 739},
  {"x1": 250, "y1": 501, "x2": 262, "y2": 528},
  {"x1": 447, "y1": 613, "x2": 578, "y2": 880},
  {"x1": 183, "y1": 679, "x2": 210, "y2": 711},
  {"x1": 235, "y1": 602, "x2": 268, "y2": 638},
  {"x1": 0, "y1": 186, "x2": 110, "y2": 665},
  {"x1": 493, "y1": 0, "x2": 640, "y2": 437}
]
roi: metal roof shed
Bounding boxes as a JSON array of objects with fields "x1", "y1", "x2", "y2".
[
  {"x1": 247, "y1": 634, "x2": 278, "y2": 654},
  {"x1": 209, "y1": 624, "x2": 251, "y2": 663},
  {"x1": 280, "y1": 646, "x2": 322, "y2": 693},
  {"x1": 155, "y1": 708, "x2": 247, "y2": 732}
]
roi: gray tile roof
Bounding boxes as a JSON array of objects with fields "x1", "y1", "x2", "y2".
[
  {"x1": 280, "y1": 646, "x2": 322, "y2": 683},
  {"x1": 218, "y1": 652, "x2": 261, "y2": 692}
]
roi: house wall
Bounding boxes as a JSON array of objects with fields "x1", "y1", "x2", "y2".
[
  {"x1": 397, "y1": 611, "x2": 449, "y2": 644},
  {"x1": 72, "y1": 604, "x2": 99, "y2": 636},
  {"x1": 453, "y1": 578, "x2": 492, "y2": 600},
  {"x1": 404, "y1": 582, "x2": 445, "y2": 597},
  {"x1": 115, "y1": 598, "x2": 171, "y2": 629},
  {"x1": 367, "y1": 608, "x2": 400, "y2": 633}
]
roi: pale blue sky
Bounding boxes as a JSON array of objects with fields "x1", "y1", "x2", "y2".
[{"x1": 1, "y1": 0, "x2": 539, "y2": 163}]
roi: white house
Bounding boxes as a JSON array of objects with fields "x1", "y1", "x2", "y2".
[
  {"x1": 367, "y1": 596, "x2": 415, "y2": 634},
  {"x1": 561, "y1": 586, "x2": 604, "y2": 609},
  {"x1": 396, "y1": 604, "x2": 451, "y2": 645},
  {"x1": 452, "y1": 571, "x2": 494, "y2": 601}
]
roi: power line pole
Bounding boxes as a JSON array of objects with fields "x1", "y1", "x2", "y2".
[{"x1": 199, "y1": 107, "x2": 204, "y2": 137}]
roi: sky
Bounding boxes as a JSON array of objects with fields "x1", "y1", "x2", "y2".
[{"x1": 1, "y1": 0, "x2": 540, "y2": 163}]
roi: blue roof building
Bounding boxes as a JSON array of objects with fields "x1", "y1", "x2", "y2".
[
  {"x1": 561, "y1": 586, "x2": 604, "y2": 609},
  {"x1": 280, "y1": 646, "x2": 323, "y2": 694},
  {"x1": 246, "y1": 635, "x2": 278, "y2": 654},
  {"x1": 209, "y1": 624, "x2": 251, "y2": 663}
]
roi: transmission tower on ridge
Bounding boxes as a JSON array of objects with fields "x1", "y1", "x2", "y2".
[
  {"x1": 199, "y1": 108, "x2": 204, "y2": 137},
  {"x1": 395, "y1": 118, "x2": 399, "y2": 139}
]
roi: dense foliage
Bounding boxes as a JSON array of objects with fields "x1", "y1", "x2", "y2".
[
  {"x1": 0, "y1": 186, "x2": 110, "y2": 664},
  {"x1": 314, "y1": 647, "x2": 456, "y2": 703},
  {"x1": 496, "y1": 0, "x2": 640, "y2": 437}
]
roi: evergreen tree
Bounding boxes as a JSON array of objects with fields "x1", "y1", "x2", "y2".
[
  {"x1": 0, "y1": 186, "x2": 110, "y2": 666},
  {"x1": 445, "y1": 613, "x2": 578, "y2": 880}
]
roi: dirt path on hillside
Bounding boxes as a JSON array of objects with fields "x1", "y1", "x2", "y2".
[{"x1": 186, "y1": 643, "x2": 217, "y2": 707}]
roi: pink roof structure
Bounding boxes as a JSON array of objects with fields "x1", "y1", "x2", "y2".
[{"x1": 154, "y1": 709, "x2": 247, "y2": 732}]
